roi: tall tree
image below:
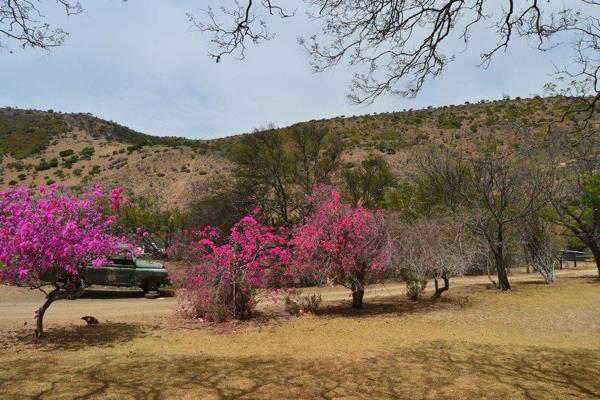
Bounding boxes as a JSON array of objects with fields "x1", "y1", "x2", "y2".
[
  {"x1": 341, "y1": 154, "x2": 396, "y2": 209},
  {"x1": 204, "y1": 125, "x2": 341, "y2": 227},
  {"x1": 291, "y1": 185, "x2": 394, "y2": 308},
  {"x1": 551, "y1": 168, "x2": 600, "y2": 278},
  {"x1": 419, "y1": 150, "x2": 551, "y2": 290}
]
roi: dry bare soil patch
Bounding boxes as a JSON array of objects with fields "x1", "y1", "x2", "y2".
[{"x1": 1, "y1": 268, "x2": 599, "y2": 399}]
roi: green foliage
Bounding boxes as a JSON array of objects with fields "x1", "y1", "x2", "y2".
[
  {"x1": 437, "y1": 113, "x2": 464, "y2": 129},
  {"x1": 62, "y1": 155, "x2": 79, "y2": 168},
  {"x1": 221, "y1": 125, "x2": 341, "y2": 225},
  {"x1": 59, "y1": 149, "x2": 74, "y2": 157},
  {"x1": 34, "y1": 158, "x2": 57, "y2": 171},
  {"x1": 552, "y1": 169, "x2": 600, "y2": 259},
  {"x1": 121, "y1": 197, "x2": 189, "y2": 258},
  {"x1": 88, "y1": 165, "x2": 102, "y2": 176},
  {"x1": 79, "y1": 147, "x2": 95, "y2": 159},
  {"x1": 0, "y1": 109, "x2": 67, "y2": 158},
  {"x1": 341, "y1": 155, "x2": 396, "y2": 209}
]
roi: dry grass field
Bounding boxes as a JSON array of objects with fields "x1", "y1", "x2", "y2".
[{"x1": 1, "y1": 267, "x2": 599, "y2": 399}]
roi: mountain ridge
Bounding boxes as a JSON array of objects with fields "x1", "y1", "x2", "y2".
[{"x1": 0, "y1": 96, "x2": 592, "y2": 208}]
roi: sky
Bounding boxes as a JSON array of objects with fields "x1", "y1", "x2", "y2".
[{"x1": 0, "y1": 1, "x2": 577, "y2": 139}]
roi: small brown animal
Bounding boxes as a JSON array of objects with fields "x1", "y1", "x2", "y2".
[{"x1": 81, "y1": 316, "x2": 99, "y2": 325}]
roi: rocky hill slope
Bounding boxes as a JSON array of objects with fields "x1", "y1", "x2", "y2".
[{"x1": 0, "y1": 96, "x2": 592, "y2": 208}]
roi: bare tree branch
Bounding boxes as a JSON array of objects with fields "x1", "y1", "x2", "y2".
[{"x1": 0, "y1": 0, "x2": 82, "y2": 50}]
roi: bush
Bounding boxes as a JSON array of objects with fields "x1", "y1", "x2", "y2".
[
  {"x1": 62, "y1": 155, "x2": 79, "y2": 168},
  {"x1": 171, "y1": 216, "x2": 290, "y2": 321},
  {"x1": 79, "y1": 147, "x2": 95, "y2": 159},
  {"x1": 88, "y1": 165, "x2": 102, "y2": 176},
  {"x1": 403, "y1": 270, "x2": 427, "y2": 301},
  {"x1": 284, "y1": 289, "x2": 322, "y2": 316},
  {"x1": 34, "y1": 158, "x2": 58, "y2": 171},
  {"x1": 59, "y1": 149, "x2": 74, "y2": 157}
]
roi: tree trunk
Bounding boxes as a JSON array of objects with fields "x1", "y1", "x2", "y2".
[
  {"x1": 432, "y1": 276, "x2": 450, "y2": 298},
  {"x1": 495, "y1": 254, "x2": 511, "y2": 291},
  {"x1": 35, "y1": 285, "x2": 85, "y2": 338},
  {"x1": 351, "y1": 289, "x2": 364, "y2": 308},
  {"x1": 494, "y1": 226, "x2": 511, "y2": 291},
  {"x1": 351, "y1": 267, "x2": 366, "y2": 308},
  {"x1": 588, "y1": 241, "x2": 600, "y2": 279},
  {"x1": 35, "y1": 294, "x2": 55, "y2": 338}
]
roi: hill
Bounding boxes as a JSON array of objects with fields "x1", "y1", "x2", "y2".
[{"x1": 0, "y1": 96, "x2": 593, "y2": 208}]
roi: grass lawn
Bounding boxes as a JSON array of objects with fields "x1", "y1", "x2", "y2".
[{"x1": 1, "y1": 269, "x2": 599, "y2": 399}]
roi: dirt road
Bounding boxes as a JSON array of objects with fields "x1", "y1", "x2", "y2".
[{"x1": 0, "y1": 266, "x2": 596, "y2": 331}]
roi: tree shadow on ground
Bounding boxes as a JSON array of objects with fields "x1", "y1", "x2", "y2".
[
  {"x1": 0, "y1": 322, "x2": 148, "y2": 352},
  {"x1": 1, "y1": 341, "x2": 598, "y2": 399},
  {"x1": 80, "y1": 288, "x2": 174, "y2": 299},
  {"x1": 314, "y1": 294, "x2": 461, "y2": 319}
]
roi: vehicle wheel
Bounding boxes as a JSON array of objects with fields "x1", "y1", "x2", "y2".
[
  {"x1": 144, "y1": 291, "x2": 160, "y2": 299},
  {"x1": 143, "y1": 280, "x2": 160, "y2": 299}
]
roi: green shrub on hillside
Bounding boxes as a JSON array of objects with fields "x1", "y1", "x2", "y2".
[
  {"x1": 79, "y1": 147, "x2": 95, "y2": 159},
  {"x1": 0, "y1": 110, "x2": 67, "y2": 158},
  {"x1": 59, "y1": 149, "x2": 74, "y2": 157}
]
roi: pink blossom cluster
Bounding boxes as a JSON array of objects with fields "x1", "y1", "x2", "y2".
[
  {"x1": 173, "y1": 214, "x2": 291, "y2": 320},
  {"x1": 291, "y1": 185, "x2": 394, "y2": 290},
  {"x1": 0, "y1": 185, "x2": 128, "y2": 286}
]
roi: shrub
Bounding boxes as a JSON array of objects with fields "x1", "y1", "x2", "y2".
[
  {"x1": 79, "y1": 147, "x2": 95, "y2": 159},
  {"x1": 34, "y1": 159, "x2": 52, "y2": 171},
  {"x1": 403, "y1": 270, "x2": 427, "y2": 301},
  {"x1": 59, "y1": 149, "x2": 74, "y2": 157},
  {"x1": 88, "y1": 165, "x2": 102, "y2": 176},
  {"x1": 284, "y1": 289, "x2": 322, "y2": 316},
  {"x1": 62, "y1": 155, "x2": 79, "y2": 168},
  {"x1": 172, "y1": 215, "x2": 290, "y2": 321}
]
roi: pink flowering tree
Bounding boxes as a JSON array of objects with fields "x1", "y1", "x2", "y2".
[
  {"x1": 0, "y1": 185, "x2": 128, "y2": 337},
  {"x1": 291, "y1": 185, "x2": 395, "y2": 308},
  {"x1": 172, "y1": 214, "x2": 291, "y2": 321}
]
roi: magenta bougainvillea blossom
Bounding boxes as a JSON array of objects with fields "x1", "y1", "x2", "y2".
[
  {"x1": 173, "y1": 214, "x2": 291, "y2": 321},
  {"x1": 291, "y1": 185, "x2": 394, "y2": 308},
  {"x1": 0, "y1": 185, "x2": 129, "y2": 336}
]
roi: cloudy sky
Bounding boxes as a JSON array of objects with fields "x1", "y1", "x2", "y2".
[{"x1": 0, "y1": 1, "x2": 575, "y2": 139}]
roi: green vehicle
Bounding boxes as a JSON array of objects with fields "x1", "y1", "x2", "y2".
[{"x1": 43, "y1": 254, "x2": 170, "y2": 298}]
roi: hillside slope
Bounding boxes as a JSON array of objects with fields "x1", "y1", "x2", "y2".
[{"x1": 0, "y1": 97, "x2": 594, "y2": 208}]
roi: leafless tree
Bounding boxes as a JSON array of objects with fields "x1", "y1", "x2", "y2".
[
  {"x1": 418, "y1": 149, "x2": 553, "y2": 290},
  {"x1": 195, "y1": 1, "x2": 600, "y2": 109},
  {"x1": 522, "y1": 215, "x2": 559, "y2": 283},
  {"x1": 392, "y1": 212, "x2": 477, "y2": 298},
  {"x1": 0, "y1": 0, "x2": 82, "y2": 50}
]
